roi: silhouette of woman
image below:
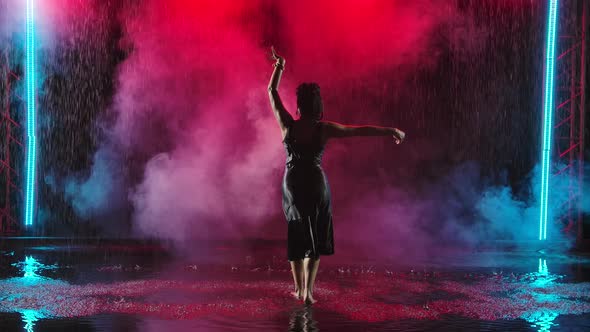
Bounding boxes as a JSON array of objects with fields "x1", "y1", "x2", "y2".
[{"x1": 268, "y1": 47, "x2": 405, "y2": 305}]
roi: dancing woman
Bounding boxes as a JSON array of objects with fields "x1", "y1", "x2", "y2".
[{"x1": 268, "y1": 47, "x2": 405, "y2": 305}]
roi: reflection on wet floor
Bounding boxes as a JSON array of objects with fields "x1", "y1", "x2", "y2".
[
  {"x1": 288, "y1": 306, "x2": 316, "y2": 332},
  {"x1": 1, "y1": 243, "x2": 590, "y2": 331},
  {"x1": 21, "y1": 309, "x2": 41, "y2": 332}
]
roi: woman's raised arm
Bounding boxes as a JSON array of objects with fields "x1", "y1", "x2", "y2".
[
  {"x1": 322, "y1": 121, "x2": 405, "y2": 144},
  {"x1": 268, "y1": 47, "x2": 294, "y2": 137}
]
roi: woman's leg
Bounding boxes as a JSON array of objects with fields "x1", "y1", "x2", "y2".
[
  {"x1": 309, "y1": 258, "x2": 320, "y2": 296},
  {"x1": 290, "y1": 260, "x2": 304, "y2": 298},
  {"x1": 302, "y1": 258, "x2": 312, "y2": 303},
  {"x1": 302, "y1": 257, "x2": 319, "y2": 304}
]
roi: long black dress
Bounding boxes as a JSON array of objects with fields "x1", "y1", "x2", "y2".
[{"x1": 282, "y1": 121, "x2": 334, "y2": 261}]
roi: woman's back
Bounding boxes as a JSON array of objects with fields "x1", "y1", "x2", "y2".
[{"x1": 283, "y1": 120, "x2": 326, "y2": 168}]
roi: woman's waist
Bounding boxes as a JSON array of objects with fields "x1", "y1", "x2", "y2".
[
  {"x1": 285, "y1": 155, "x2": 323, "y2": 168},
  {"x1": 284, "y1": 164, "x2": 326, "y2": 182}
]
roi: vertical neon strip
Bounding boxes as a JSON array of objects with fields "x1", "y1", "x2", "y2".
[
  {"x1": 539, "y1": 0, "x2": 559, "y2": 240},
  {"x1": 25, "y1": 0, "x2": 36, "y2": 226}
]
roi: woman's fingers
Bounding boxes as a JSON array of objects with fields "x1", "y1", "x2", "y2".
[
  {"x1": 271, "y1": 46, "x2": 284, "y2": 63},
  {"x1": 393, "y1": 131, "x2": 404, "y2": 144},
  {"x1": 396, "y1": 129, "x2": 405, "y2": 141}
]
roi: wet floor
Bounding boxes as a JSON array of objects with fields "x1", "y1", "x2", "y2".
[{"x1": 1, "y1": 239, "x2": 590, "y2": 331}]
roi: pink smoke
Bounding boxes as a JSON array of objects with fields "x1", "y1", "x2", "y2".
[
  {"x1": 100, "y1": 0, "x2": 459, "y2": 244},
  {"x1": 113, "y1": 0, "x2": 282, "y2": 241},
  {"x1": 279, "y1": 0, "x2": 449, "y2": 80},
  {"x1": 56, "y1": 0, "x2": 549, "y2": 258}
]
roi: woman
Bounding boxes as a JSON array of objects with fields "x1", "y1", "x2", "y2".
[{"x1": 268, "y1": 47, "x2": 405, "y2": 305}]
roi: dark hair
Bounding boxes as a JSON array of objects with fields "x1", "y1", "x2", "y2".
[{"x1": 296, "y1": 83, "x2": 323, "y2": 121}]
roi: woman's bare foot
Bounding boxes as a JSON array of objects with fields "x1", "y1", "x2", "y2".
[
  {"x1": 303, "y1": 292, "x2": 317, "y2": 305},
  {"x1": 291, "y1": 290, "x2": 302, "y2": 299}
]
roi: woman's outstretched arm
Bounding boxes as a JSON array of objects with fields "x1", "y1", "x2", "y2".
[
  {"x1": 323, "y1": 121, "x2": 405, "y2": 144},
  {"x1": 268, "y1": 47, "x2": 293, "y2": 137}
]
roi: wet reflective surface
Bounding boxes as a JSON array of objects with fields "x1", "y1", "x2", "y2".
[{"x1": 1, "y1": 239, "x2": 590, "y2": 331}]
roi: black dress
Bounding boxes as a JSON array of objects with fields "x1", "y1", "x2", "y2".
[{"x1": 282, "y1": 121, "x2": 334, "y2": 261}]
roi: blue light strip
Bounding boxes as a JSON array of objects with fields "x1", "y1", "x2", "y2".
[
  {"x1": 539, "y1": 0, "x2": 559, "y2": 240},
  {"x1": 25, "y1": 0, "x2": 36, "y2": 226}
]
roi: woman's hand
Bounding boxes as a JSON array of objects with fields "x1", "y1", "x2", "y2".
[
  {"x1": 271, "y1": 46, "x2": 285, "y2": 66},
  {"x1": 393, "y1": 128, "x2": 405, "y2": 144}
]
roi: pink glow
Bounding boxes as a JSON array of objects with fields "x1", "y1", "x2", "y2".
[
  {"x1": 280, "y1": 0, "x2": 449, "y2": 81},
  {"x1": 100, "y1": 0, "x2": 462, "y2": 244},
  {"x1": 48, "y1": 0, "x2": 547, "y2": 256}
]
